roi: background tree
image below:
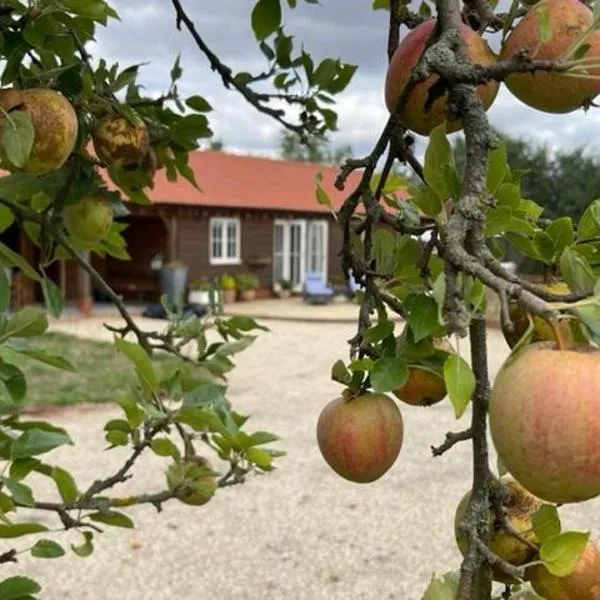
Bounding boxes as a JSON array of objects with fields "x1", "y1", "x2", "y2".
[{"x1": 279, "y1": 130, "x2": 354, "y2": 164}]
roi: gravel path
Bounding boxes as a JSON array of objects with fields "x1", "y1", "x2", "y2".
[{"x1": 6, "y1": 320, "x2": 600, "y2": 599}]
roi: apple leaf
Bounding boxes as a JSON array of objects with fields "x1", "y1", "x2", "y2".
[
  {"x1": 408, "y1": 295, "x2": 442, "y2": 343},
  {"x1": 1, "y1": 111, "x2": 34, "y2": 169},
  {"x1": 331, "y1": 359, "x2": 351, "y2": 385},
  {"x1": 532, "y1": 504, "x2": 561, "y2": 545},
  {"x1": 421, "y1": 571, "x2": 460, "y2": 600},
  {"x1": 539, "y1": 531, "x2": 590, "y2": 577},
  {"x1": 443, "y1": 354, "x2": 475, "y2": 419},
  {"x1": 370, "y1": 357, "x2": 408, "y2": 393},
  {"x1": 486, "y1": 143, "x2": 508, "y2": 193},
  {"x1": 0, "y1": 576, "x2": 41, "y2": 600},
  {"x1": 251, "y1": 0, "x2": 282, "y2": 41},
  {"x1": 559, "y1": 248, "x2": 595, "y2": 294},
  {"x1": 424, "y1": 124, "x2": 453, "y2": 200}
]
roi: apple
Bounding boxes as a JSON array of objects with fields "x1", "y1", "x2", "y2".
[
  {"x1": 527, "y1": 540, "x2": 600, "y2": 600},
  {"x1": 501, "y1": 0, "x2": 600, "y2": 113},
  {"x1": 166, "y1": 459, "x2": 218, "y2": 507},
  {"x1": 92, "y1": 113, "x2": 150, "y2": 168},
  {"x1": 455, "y1": 478, "x2": 542, "y2": 583},
  {"x1": 0, "y1": 87, "x2": 78, "y2": 174},
  {"x1": 489, "y1": 342, "x2": 600, "y2": 503},
  {"x1": 384, "y1": 19, "x2": 499, "y2": 135},
  {"x1": 393, "y1": 365, "x2": 446, "y2": 406},
  {"x1": 316, "y1": 391, "x2": 404, "y2": 483},
  {"x1": 64, "y1": 197, "x2": 114, "y2": 244}
]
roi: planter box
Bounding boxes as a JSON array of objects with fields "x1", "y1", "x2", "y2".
[
  {"x1": 239, "y1": 289, "x2": 257, "y2": 301},
  {"x1": 188, "y1": 289, "x2": 223, "y2": 306},
  {"x1": 222, "y1": 289, "x2": 236, "y2": 304}
]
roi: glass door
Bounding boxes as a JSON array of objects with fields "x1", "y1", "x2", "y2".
[
  {"x1": 273, "y1": 220, "x2": 306, "y2": 291},
  {"x1": 306, "y1": 220, "x2": 328, "y2": 280}
]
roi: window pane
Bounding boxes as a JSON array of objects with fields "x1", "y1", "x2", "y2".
[
  {"x1": 212, "y1": 222, "x2": 222, "y2": 259},
  {"x1": 226, "y1": 221, "x2": 237, "y2": 258}
]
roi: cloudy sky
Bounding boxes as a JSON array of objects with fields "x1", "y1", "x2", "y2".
[{"x1": 91, "y1": 0, "x2": 600, "y2": 160}]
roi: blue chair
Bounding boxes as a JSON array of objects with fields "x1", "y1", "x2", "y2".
[
  {"x1": 346, "y1": 271, "x2": 363, "y2": 298},
  {"x1": 303, "y1": 272, "x2": 334, "y2": 305}
]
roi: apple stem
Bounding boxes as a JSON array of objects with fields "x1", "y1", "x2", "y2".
[{"x1": 549, "y1": 319, "x2": 567, "y2": 351}]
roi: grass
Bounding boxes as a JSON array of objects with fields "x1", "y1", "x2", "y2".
[{"x1": 0, "y1": 332, "x2": 181, "y2": 409}]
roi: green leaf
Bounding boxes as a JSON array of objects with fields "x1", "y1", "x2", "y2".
[
  {"x1": 177, "y1": 407, "x2": 230, "y2": 438},
  {"x1": 534, "y1": 231, "x2": 555, "y2": 264},
  {"x1": 486, "y1": 143, "x2": 508, "y2": 193},
  {"x1": 0, "y1": 522, "x2": 48, "y2": 538},
  {"x1": 533, "y1": 504, "x2": 561, "y2": 545},
  {"x1": 1, "y1": 112, "x2": 34, "y2": 169},
  {"x1": 226, "y1": 316, "x2": 269, "y2": 332},
  {"x1": 183, "y1": 383, "x2": 227, "y2": 409},
  {"x1": 410, "y1": 185, "x2": 443, "y2": 216},
  {"x1": 41, "y1": 276, "x2": 64, "y2": 319},
  {"x1": 251, "y1": 0, "x2": 281, "y2": 41},
  {"x1": 150, "y1": 438, "x2": 180, "y2": 458},
  {"x1": 315, "y1": 173, "x2": 333, "y2": 211},
  {"x1": 71, "y1": 531, "x2": 94, "y2": 558},
  {"x1": 507, "y1": 232, "x2": 541, "y2": 261},
  {"x1": 247, "y1": 431, "x2": 280, "y2": 446},
  {"x1": 578, "y1": 199, "x2": 600, "y2": 240},
  {"x1": 1, "y1": 477, "x2": 34, "y2": 507},
  {"x1": 485, "y1": 206, "x2": 512, "y2": 236},
  {"x1": 443, "y1": 354, "x2": 475, "y2": 419},
  {"x1": 424, "y1": 124, "x2": 454, "y2": 200},
  {"x1": 11, "y1": 429, "x2": 72, "y2": 459},
  {"x1": 0, "y1": 268, "x2": 10, "y2": 313},
  {"x1": 362, "y1": 320, "x2": 395, "y2": 343},
  {"x1": 9, "y1": 458, "x2": 40, "y2": 481},
  {"x1": 52, "y1": 467, "x2": 78, "y2": 504},
  {"x1": 559, "y1": 247, "x2": 595, "y2": 294},
  {"x1": 0, "y1": 204, "x2": 14, "y2": 234},
  {"x1": 0, "y1": 576, "x2": 41, "y2": 600},
  {"x1": 408, "y1": 295, "x2": 441, "y2": 343},
  {"x1": 88, "y1": 511, "x2": 134, "y2": 529},
  {"x1": 115, "y1": 392, "x2": 144, "y2": 428},
  {"x1": 495, "y1": 183, "x2": 521, "y2": 209},
  {"x1": 0, "y1": 361, "x2": 26, "y2": 402},
  {"x1": 539, "y1": 531, "x2": 590, "y2": 577},
  {"x1": 370, "y1": 357, "x2": 408, "y2": 393},
  {"x1": 105, "y1": 429, "x2": 128, "y2": 447},
  {"x1": 547, "y1": 217, "x2": 574, "y2": 257},
  {"x1": 114, "y1": 337, "x2": 157, "y2": 394},
  {"x1": 331, "y1": 359, "x2": 351, "y2": 385},
  {"x1": 186, "y1": 95, "x2": 212, "y2": 113},
  {"x1": 421, "y1": 571, "x2": 460, "y2": 600},
  {"x1": 246, "y1": 446, "x2": 273, "y2": 470},
  {"x1": 1, "y1": 307, "x2": 47, "y2": 342},
  {"x1": 15, "y1": 349, "x2": 75, "y2": 372},
  {"x1": 31, "y1": 539, "x2": 65, "y2": 558}
]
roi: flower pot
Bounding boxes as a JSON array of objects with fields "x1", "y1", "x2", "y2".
[
  {"x1": 189, "y1": 289, "x2": 223, "y2": 307},
  {"x1": 278, "y1": 289, "x2": 291, "y2": 299},
  {"x1": 223, "y1": 289, "x2": 236, "y2": 304},
  {"x1": 160, "y1": 264, "x2": 188, "y2": 306},
  {"x1": 240, "y1": 289, "x2": 256, "y2": 301}
]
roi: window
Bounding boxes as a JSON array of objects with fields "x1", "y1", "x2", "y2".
[{"x1": 209, "y1": 217, "x2": 241, "y2": 265}]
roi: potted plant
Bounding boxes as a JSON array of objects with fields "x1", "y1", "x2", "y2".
[
  {"x1": 235, "y1": 272, "x2": 260, "y2": 301},
  {"x1": 275, "y1": 279, "x2": 292, "y2": 299},
  {"x1": 160, "y1": 260, "x2": 188, "y2": 307},
  {"x1": 188, "y1": 277, "x2": 222, "y2": 306},
  {"x1": 220, "y1": 272, "x2": 237, "y2": 304}
]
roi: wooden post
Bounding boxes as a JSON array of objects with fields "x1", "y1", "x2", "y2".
[
  {"x1": 77, "y1": 252, "x2": 93, "y2": 317},
  {"x1": 167, "y1": 215, "x2": 178, "y2": 262}
]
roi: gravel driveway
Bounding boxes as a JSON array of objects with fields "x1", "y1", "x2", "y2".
[{"x1": 5, "y1": 319, "x2": 600, "y2": 600}]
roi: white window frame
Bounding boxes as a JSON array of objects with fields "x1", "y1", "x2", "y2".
[
  {"x1": 273, "y1": 219, "x2": 307, "y2": 292},
  {"x1": 209, "y1": 217, "x2": 241, "y2": 266}
]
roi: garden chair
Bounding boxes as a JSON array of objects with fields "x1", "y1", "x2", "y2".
[{"x1": 303, "y1": 271, "x2": 334, "y2": 305}]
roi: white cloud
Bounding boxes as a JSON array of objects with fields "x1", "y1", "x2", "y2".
[{"x1": 91, "y1": 0, "x2": 600, "y2": 160}]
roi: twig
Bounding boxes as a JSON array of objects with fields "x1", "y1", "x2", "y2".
[
  {"x1": 431, "y1": 428, "x2": 473, "y2": 457},
  {"x1": 170, "y1": 0, "x2": 308, "y2": 138}
]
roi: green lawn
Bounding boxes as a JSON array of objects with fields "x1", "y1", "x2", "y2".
[{"x1": 0, "y1": 332, "x2": 181, "y2": 408}]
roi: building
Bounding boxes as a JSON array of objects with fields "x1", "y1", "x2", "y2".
[{"x1": 4, "y1": 151, "x2": 366, "y2": 309}]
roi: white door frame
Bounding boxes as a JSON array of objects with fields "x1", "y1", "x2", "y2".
[
  {"x1": 306, "y1": 220, "x2": 329, "y2": 281},
  {"x1": 273, "y1": 219, "x2": 307, "y2": 292}
]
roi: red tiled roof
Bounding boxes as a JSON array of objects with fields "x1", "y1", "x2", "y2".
[{"x1": 143, "y1": 150, "x2": 365, "y2": 213}]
